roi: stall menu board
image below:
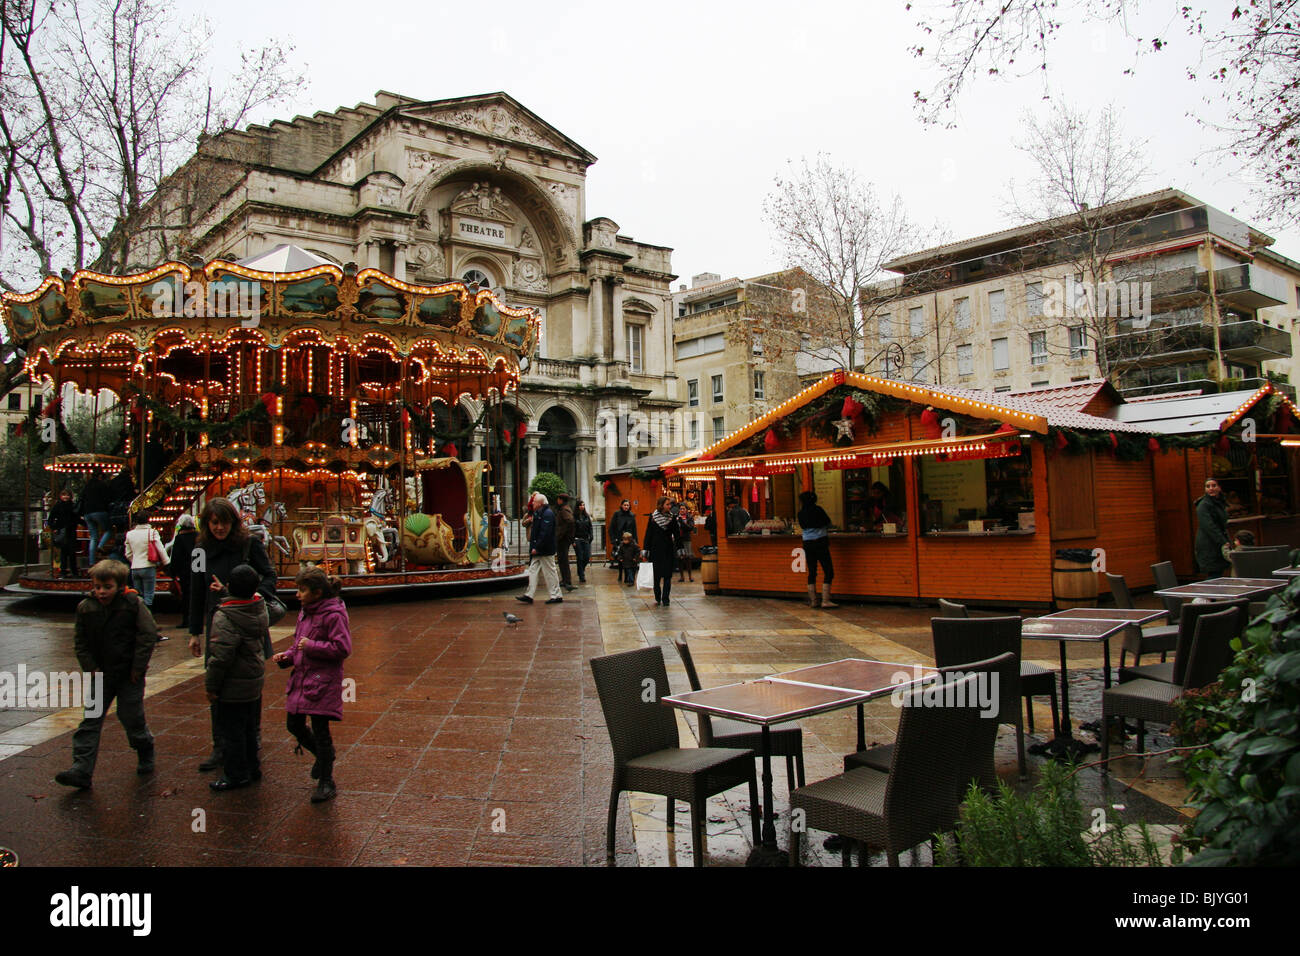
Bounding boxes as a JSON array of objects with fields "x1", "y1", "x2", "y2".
[
  {"x1": 814, "y1": 464, "x2": 845, "y2": 527},
  {"x1": 920, "y1": 459, "x2": 986, "y2": 527}
]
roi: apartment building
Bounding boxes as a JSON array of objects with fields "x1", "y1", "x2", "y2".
[{"x1": 867, "y1": 189, "x2": 1300, "y2": 398}]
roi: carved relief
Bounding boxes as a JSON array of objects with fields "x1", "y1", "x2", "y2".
[
  {"x1": 450, "y1": 182, "x2": 514, "y2": 222},
  {"x1": 440, "y1": 106, "x2": 566, "y2": 153},
  {"x1": 413, "y1": 243, "x2": 435, "y2": 266},
  {"x1": 512, "y1": 259, "x2": 547, "y2": 292},
  {"x1": 519, "y1": 226, "x2": 535, "y2": 250},
  {"x1": 338, "y1": 156, "x2": 356, "y2": 183},
  {"x1": 406, "y1": 149, "x2": 447, "y2": 181}
]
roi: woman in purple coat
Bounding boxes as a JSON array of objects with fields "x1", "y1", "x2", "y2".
[{"x1": 272, "y1": 567, "x2": 351, "y2": 803}]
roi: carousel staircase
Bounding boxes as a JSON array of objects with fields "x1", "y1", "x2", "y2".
[{"x1": 129, "y1": 449, "x2": 208, "y2": 527}]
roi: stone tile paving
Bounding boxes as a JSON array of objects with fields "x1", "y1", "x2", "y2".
[{"x1": 0, "y1": 574, "x2": 1187, "y2": 867}]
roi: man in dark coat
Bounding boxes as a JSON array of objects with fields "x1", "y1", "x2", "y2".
[
  {"x1": 168, "y1": 515, "x2": 198, "y2": 630},
  {"x1": 516, "y1": 492, "x2": 562, "y2": 604},
  {"x1": 1195, "y1": 478, "x2": 1231, "y2": 578},
  {"x1": 726, "y1": 497, "x2": 752, "y2": 536},
  {"x1": 78, "y1": 467, "x2": 113, "y2": 564},
  {"x1": 554, "y1": 492, "x2": 576, "y2": 591},
  {"x1": 47, "y1": 488, "x2": 82, "y2": 578},
  {"x1": 642, "y1": 496, "x2": 682, "y2": 607}
]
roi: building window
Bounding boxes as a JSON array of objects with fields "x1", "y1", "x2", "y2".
[
  {"x1": 626, "y1": 324, "x2": 644, "y2": 372},
  {"x1": 1029, "y1": 331, "x2": 1048, "y2": 366},
  {"x1": 909, "y1": 306, "x2": 925, "y2": 339},
  {"x1": 32, "y1": 395, "x2": 42, "y2": 412},
  {"x1": 1069, "y1": 326, "x2": 1088, "y2": 359},
  {"x1": 993, "y1": 337, "x2": 1009, "y2": 370},
  {"x1": 462, "y1": 268, "x2": 493, "y2": 289},
  {"x1": 711, "y1": 374, "x2": 723, "y2": 403},
  {"x1": 6, "y1": 394, "x2": 20, "y2": 411},
  {"x1": 1031, "y1": 380, "x2": 1050, "y2": 388},
  {"x1": 712, "y1": 416, "x2": 726, "y2": 441},
  {"x1": 989, "y1": 290, "x2": 1006, "y2": 326},
  {"x1": 910, "y1": 352, "x2": 927, "y2": 383},
  {"x1": 954, "y1": 297, "x2": 970, "y2": 331},
  {"x1": 753, "y1": 370, "x2": 765, "y2": 400},
  {"x1": 751, "y1": 333, "x2": 763, "y2": 356},
  {"x1": 994, "y1": 385, "x2": 1012, "y2": 393},
  {"x1": 957, "y1": 344, "x2": 973, "y2": 376},
  {"x1": 1025, "y1": 281, "x2": 1044, "y2": 317},
  {"x1": 687, "y1": 379, "x2": 699, "y2": 407},
  {"x1": 689, "y1": 418, "x2": 699, "y2": 447},
  {"x1": 878, "y1": 313, "x2": 893, "y2": 341}
]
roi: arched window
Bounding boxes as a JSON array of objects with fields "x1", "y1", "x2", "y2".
[{"x1": 462, "y1": 268, "x2": 494, "y2": 290}]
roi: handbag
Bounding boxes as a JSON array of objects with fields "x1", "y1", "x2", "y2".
[
  {"x1": 635, "y1": 562, "x2": 654, "y2": 590},
  {"x1": 262, "y1": 591, "x2": 288, "y2": 626},
  {"x1": 147, "y1": 531, "x2": 164, "y2": 565}
]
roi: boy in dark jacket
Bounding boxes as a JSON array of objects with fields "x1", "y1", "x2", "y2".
[
  {"x1": 55, "y1": 560, "x2": 158, "y2": 789},
  {"x1": 616, "y1": 531, "x2": 640, "y2": 585},
  {"x1": 205, "y1": 564, "x2": 269, "y2": 791},
  {"x1": 47, "y1": 488, "x2": 81, "y2": 578}
]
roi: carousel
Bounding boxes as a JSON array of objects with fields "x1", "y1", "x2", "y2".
[{"x1": 0, "y1": 252, "x2": 539, "y2": 595}]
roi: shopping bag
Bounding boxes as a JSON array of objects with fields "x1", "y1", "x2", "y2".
[
  {"x1": 147, "y1": 532, "x2": 164, "y2": 565},
  {"x1": 635, "y1": 563, "x2": 653, "y2": 590}
]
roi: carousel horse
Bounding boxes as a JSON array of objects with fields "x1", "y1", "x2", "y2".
[{"x1": 228, "y1": 482, "x2": 266, "y2": 523}]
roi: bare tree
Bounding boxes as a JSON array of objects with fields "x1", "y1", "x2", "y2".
[
  {"x1": 762, "y1": 155, "x2": 932, "y2": 374},
  {"x1": 1003, "y1": 103, "x2": 1153, "y2": 378},
  {"x1": 0, "y1": 0, "x2": 304, "y2": 287},
  {"x1": 908, "y1": 0, "x2": 1300, "y2": 227}
]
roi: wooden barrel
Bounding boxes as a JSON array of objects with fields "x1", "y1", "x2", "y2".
[
  {"x1": 701, "y1": 552, "x2": 719, "y2": 594},
  {"x1": 1053, "y1": 556, "x2": 1097, "y2": 609}
]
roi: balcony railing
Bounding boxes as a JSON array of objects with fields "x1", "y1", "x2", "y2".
[
  {"x1": 1105, "y1": 319, "x2": 1292, "y2": 366},
  {"x1": 1118, "y1": 377, "x2": 1298, "y2": 401},
  {"x1": 528, "y1": 357, "x2": 588, "y2": 380},
  {"x1": 1209, "y1": 263, "x2": 1289, "y2": 309}
]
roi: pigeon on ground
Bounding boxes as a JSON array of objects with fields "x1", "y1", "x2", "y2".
[{"x1": 503, "y1": 612, "x2": 523, "y2": 626}]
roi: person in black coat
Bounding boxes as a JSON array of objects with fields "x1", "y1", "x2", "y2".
[
  {"x1": 168, "y1": 515, "x2": 198, "y2": 630},
  {"x1": 47, "y1": 488, "x2": 82, "y2": 578},
  {"x1": 78, "y1": 467, "x2": 113, "y2": 564},
  {"x1": 573, "y1": 500, "x2": 594, "y2": 583},
  {"x1": 187, "y1": 497, "x2": 276, "y2": 772},
  {"x1": 642, "y1": 496, "x2": 682, "y2": 607},
  {"x1": 609, "y1": 499, "x2": 637, "y2": 562}
]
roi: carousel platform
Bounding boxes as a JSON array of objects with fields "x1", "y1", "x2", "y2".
[{"x1": 7, "y1": 563, "x2": 529, "y2": 600}]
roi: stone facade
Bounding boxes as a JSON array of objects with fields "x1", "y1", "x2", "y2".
[{"x1": 125, "y1": 92, "x2": 680, "y2": 518}]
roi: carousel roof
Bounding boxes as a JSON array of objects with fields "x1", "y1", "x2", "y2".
[{"x1": 237, "y1": 244, "x2": 335, "y2": 272}]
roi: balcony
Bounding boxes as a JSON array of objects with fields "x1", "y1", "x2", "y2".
[
  {"x1": 1118, "y1": 376, "x2": 1298, "y2": 402},
  {"x1": 526, "y1": 357, "x2": 588, "y2": 382},
  {"x1": 1105, "y1": 318, "x2": 1292, "y2": 368},
  {"x1": 1208, "y1": 263, "x2": 1289, "y2": 309}
]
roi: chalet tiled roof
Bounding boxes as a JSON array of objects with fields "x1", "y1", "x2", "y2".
[{"x1": 927, "y1": 384, "x2": 1150, "y2": 433}]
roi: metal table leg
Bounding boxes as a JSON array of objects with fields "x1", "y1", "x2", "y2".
[{"x1": 747, "y1": 723, "x2": 787, "y2": 866}]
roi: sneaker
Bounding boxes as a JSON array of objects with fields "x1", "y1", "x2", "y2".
[
  {"x1": 545, "y1": 597, "x2": 563, "y2": 604},
  {"x1": 515, "y1": 595, "x2": 534, "y2": 604},
  {"x1": 156, "y1": 635, "x2": 170, "y2": 643},
  {"x1": 54, "y1": 769, "x2": 92, "y2": 789}
]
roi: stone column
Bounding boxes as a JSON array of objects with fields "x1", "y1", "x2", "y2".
[
  {"x1": 590, "y1": 276, "x2": 605, "y2": 360},
  {"x1": 393, "y1": 244, "x2": 407, "y2": 281},
  {"x1": 470, "y1": 427, "x2": 485, "y2": 461},
  {"x1": 525, "y1": 434, "x2": 539, "y2": 485},
  {"x1": 576, "y1": 437, "x2": 594, "y2": 504},
  {"x1": 611, "y1": 278, "x2": 626, "y2": 363},
  {"x1": 662, "y1": 294, "x2": 675, "y2": 375}
]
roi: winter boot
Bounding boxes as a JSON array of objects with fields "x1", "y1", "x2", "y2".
[
  {"x1": 310, "y1": 741, "x2": 336, "y2": 803},
  {"x1": 807, "y1": 585, "x2": 820, "y2": 608},
  {"x1": 198, "y1": 748, "x2": 223, "y2": 772},
  {"x1": 821, "y1": 583, "x2": 838, "y2": 609},
  {"x1": 55, "y1": 768, "x2": 93, "y2": 789}
]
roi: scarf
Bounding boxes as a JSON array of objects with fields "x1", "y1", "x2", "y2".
[{"x1": 651, "y1": 511, "x2": 674, "y2": 531}]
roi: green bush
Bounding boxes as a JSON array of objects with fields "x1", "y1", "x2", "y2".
[
  {"x1": 1171, "y1": 578, "x2": 1300, "y2": 866},
  {"x1": 935, "y1": 762, "x2": 1163, "y2": 866},
  {"x1": 526, "y1": 472, "x2": 567, "y2": 503}
]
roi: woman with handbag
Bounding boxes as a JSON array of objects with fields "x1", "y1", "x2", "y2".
[
  {"x1": 124, "y1": 510, "x2": 169, "y2": 609},
  {"x1": 168, "y1": 515, "x2": 198, "y2": 631}
]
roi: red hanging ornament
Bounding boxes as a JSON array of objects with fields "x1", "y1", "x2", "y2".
[
  {"x1": 602, "y1": 479, "x2": 611, "y2": 492},
  {"x1": 650, "y1": 479, "x2": 659, "y2": 491},
  {"x1": 442, "y1": 443, "x2": 458, "y2": 458},
  {"x1": 842, "y1": 395, "x2": 863, "y2": 420},
  {"x1": 919, "y1": 407, "x2": 942, "y2": 439},
  {"x1": 260, "y1": 392, "x2": 277, "y2": 416},
  {"x1": 704, "y1": 486, "x2": 713, "y2": 507},
  {"x1": 516, "y1": 422, "x2": 528, "y2": 439},
  {"x1": 502, "y1": 427, "x2": 512, "y2": 445},
  {"x1": 401, "y1": 408, "x2": 411, "y2": 430},
  {"x1": 1054, "y1": 430, "x2": 1069, "y2": 451},
  {"x1": 700, "y1": 453, "x2": 715, "y2": 461},
  {"x1": 764, "y1": 428, "x2": 779, "y2": 451},
  {"x1": 1215, "y1": 434, "x2": 1231, "y2": 455},
  {"x1": 1109, "y1": 432, "x2": 1119, "y2": 450},
  {"x1": 1148, "y1": 437, "x2": 1161, "y2": 455},
  {"x1": 995, "y1": 422, "x2": 1017, "y2": 435}
]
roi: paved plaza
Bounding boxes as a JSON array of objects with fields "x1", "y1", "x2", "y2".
[{"x1": 0, "y1": 572, "x2": 1187, "y2": 866}]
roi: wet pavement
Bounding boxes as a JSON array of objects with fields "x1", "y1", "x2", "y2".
[{"x1": 0, "y1": 573, "x2": 1187, "y2": 866}]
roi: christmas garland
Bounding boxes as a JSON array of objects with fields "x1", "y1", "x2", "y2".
[
  {"x1": 128, "y1": 388, "x2": 269, "y2": 441},
  {"x1": 401, "y1": 400, "x2": 490, "y2": 448}
]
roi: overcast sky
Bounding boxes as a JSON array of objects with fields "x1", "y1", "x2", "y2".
[{"x1": 186, "y1": 0, "x2": 1297, "y2": 286}]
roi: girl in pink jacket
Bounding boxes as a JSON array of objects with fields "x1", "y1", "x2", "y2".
[{"x1": 272, "y1": 567, "x2": 351, "y2": 803}]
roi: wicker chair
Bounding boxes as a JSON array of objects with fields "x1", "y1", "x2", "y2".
[
  {"x1": 843, "y1": 652, "x2": 1015, "y2": 796},
  {"x1": 934, "y1": 598, "x2": 1059, "y2": 738},
  {"x1": 1106, "y1": 572, "x2": 1179, "y2": 669},
  {"x1": 1150, "y1": 561, "x2": 1185, "y2": 625},
  {"x1": 1119, "y1": 597, "x2": 1249, "y2": 685},
  {"x1": 1101, "y1": 606, "x2": 1244, "y2": 772},
  {"x1": 589, "y1": 646, "x2": 761, "y2": 866},
  {"x1": 673, "y1": 637, "x2": 805, "y2": 791},
  {"x1": 789, "y1": 673, "x2": 985, "y2": 866},
  {"x1": 1229, "y1": 546, "x2": 1291, "y2": 579}
]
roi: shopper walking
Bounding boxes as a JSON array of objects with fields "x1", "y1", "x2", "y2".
[
  {"x1": 516, "y1": 492, "x2": 562, "y2": 604},
  {"x1": 573, "y1": 500, "x2": 593, "y2": 583},
  {"x1": 643, "y1": 496, "x2": 682, "y2": 607}
]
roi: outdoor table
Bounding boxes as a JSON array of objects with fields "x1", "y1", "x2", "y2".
[
  {"x1": 1020, "y1": 609, "x2": 1166, "y2": 757},
  {"x1": 1154, "y1": 577, "x2": 1287, "y2": 600},
  {"x1": 1273, "y1": 567, "x2": 1300, "y2": 578},
  {"x1": 661, "y1": 658, "x2": 934, "y2": 866}
]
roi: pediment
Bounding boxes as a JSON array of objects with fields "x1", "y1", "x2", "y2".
[{"x1": 398, "y1": 94, "x2": 596, "y2": 165}]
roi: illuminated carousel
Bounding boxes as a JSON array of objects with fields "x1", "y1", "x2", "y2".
[{"x1": 1, "y1": 254, "x2": 538, "y2": 595}]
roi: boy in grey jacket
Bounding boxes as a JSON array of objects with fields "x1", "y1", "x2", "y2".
[{"x1": 206, "y1": 564, "x2": 269, "y2": 791}]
